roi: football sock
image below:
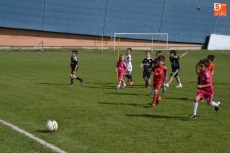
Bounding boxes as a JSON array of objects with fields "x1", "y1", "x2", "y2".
[
  {"x1": 117, "y1": 84, "x2": 121, "y2": 88},
  {"x1": 152, "y1": 92, "x2": 158, "y2": 104},
  {"x1": 76, "y1": 77, "x2": 82, "y2": 81},
  {"x1": 211, "y1": 101, "x2": 219, "y2": 107},
  {"x1": 129, "y1": 75, "x2": 132, "y2": 82},
  {"x1": 70, "y1": 78, "x2": 73, "y2": 84},
  {"x1": 193, "y1": 102, "x2": 198, "y2": 115}
]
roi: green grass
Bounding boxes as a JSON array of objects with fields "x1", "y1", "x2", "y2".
[{"x1": 0, "y1": 49, "x2": 230, "y2": 153}]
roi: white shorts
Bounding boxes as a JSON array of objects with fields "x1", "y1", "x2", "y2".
[{"x1": 126, "y1": 64, "x2": 132, "y2": 72}]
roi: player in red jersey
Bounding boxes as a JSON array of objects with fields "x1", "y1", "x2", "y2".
[
  {"x1": 149, "y1": 55, "x2": 167, "y2": 107},
  {"x1": 115, "y1": 54, "x2": 126, "y2": 90},
  {"x1": 189, "y1": 59, "x2": 220, "y2": 119}
]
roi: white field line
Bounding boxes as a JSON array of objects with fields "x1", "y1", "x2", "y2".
[{"x1": 0, "y1": 119, "x2": 67, "y2": 153}]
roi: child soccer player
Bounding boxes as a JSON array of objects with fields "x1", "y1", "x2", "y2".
[
  {"x1": 153, "y1": 51, "x2": 167, "y2": 94},
  {"x1": 140, "y1": 51, "x2": 154, "y2": 88},
  {"x1": 165, "y1": 50, "x2": 188, "y2": 88},
  {"x1": 115, "y1": 54, "x2": 126, "y2": 90},
  {"x1": 69, "y1": 50, "x2": 84, "y2": 86},
  {"x1": 125, "y1": 48, "x2": 133, "y2": 85},
  {"x1": 196, "y1": 55, "x2": 215, "y2": 85},
  {"x1": 149, "y1": 55, "x2": 167, "y2": 107},
  {"x1": 189, "y1": 59, "x2": 220, "y2": 119}
]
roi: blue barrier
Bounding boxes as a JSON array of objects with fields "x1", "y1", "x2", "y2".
[{"x1": 0, "y1": 0, "x2": 230, "y2": 44}]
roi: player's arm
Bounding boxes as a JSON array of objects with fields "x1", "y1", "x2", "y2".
[
  {"x1": 179, "y1": 51, "x2": 188, "y2": 58},
  {"x1": 197, "y1": 82, "x2": 212, "y2": 89},
  {"x1": 211, "y1": 70, "x2": 214, "y2": 75},
  {"x1": 211, "y1": 65, "x2": 214, "y2": 75},
  {"x1": 140, "y1": 63, "x2": 143, "y2": 69},
  {"x1": 164, "y1": 68, "x2": 168, "y2": 81}
]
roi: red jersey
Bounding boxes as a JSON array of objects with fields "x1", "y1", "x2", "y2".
[
  {"x1": 116, "y1": 61, "x2": 126, "y2": 74},
  {"x1": 152, "y1": 65, "x2": 167, "y2": 84},
  {"x1": 199, "y1": 70, "x2": 214, "y2": 95}
]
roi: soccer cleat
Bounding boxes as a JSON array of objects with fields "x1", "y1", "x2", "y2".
[
  {"x1": 80, "y1": 79, "x2": 84, "y2": 85},
  {"x1": 122, "y1": 85, "x2": 126, "y2": 89},
  {"x1": 148, "y1": 102, "x2": 155, "y2": 108},
  {"x1": 176, "y1": 84, "x2": 182, "y2": 88},
  {"x1": 189, "y1": 114, "x2": 196, "y2": 119},
  {"x1": 69, "y1": 83, "x2": 73, "y2": 86},
  {"x1": 214, "y1": 106, "x2": 220, "y2": 112},
  {"x1": 115, "y1": 87, "x2": 120, "y2": 90},
  {"x1": 165, "y1": 83, "x2": 169, "y2": 88},
  {"x1": 151, "y1": 90, "x2": 154, "y2": 94}
]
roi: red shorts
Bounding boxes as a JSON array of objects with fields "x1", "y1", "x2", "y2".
[
  {"x1": 153, "y1": 83, "x2": 162, "y2": 90},
  {"x1": 118, "y1": 73, "x2": 125, "y2": 81},
  {"x1": 196, "y1": 90, "x2": 214, "y2": 104}
]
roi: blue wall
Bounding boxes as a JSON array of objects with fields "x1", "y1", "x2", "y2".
[{"x1": 0, "y1": 0, "x2": 230, "y2": 44}]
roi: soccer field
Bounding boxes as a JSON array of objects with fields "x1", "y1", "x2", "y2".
[{"x1": 0, "y1": 49, "x2": 230, "y2": 153}]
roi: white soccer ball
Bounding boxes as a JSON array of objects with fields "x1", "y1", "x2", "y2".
[
  {"x1": 45, "y1": 120, "x2": 58, "y2": 132},
  {"x1": 217, "y1": 102, "x2": 221, "y2": 105}
]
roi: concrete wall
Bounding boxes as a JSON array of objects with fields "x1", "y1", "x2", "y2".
[{"x1": 0, "y1": 0, "x2": 230, "y2": 44}]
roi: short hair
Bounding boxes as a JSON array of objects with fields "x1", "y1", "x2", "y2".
[
  {"x1": 157, "y1": 55, "x2": 165, "y2": 62},
  {"x1": 72, "y1": 50, "x2": 78, "y2": 54},
  {"x1": 146, "y1": 51, "x2": 151, "y2": 54},
  {"x1": 199, "y1": 58, "x2": 211, "y2": 68},
  {"x1": 170, "y1": 50, "x2": 176, "y2": 55},
  {"x1": 127, "y1": 48, "x2": 132, "y2": 52},
  {"x1": 156, "y1": 50, "x2": 162, "y2": 54},
  {"x1": 207, "y1": 55, "x2": 215, "y2": 62}
]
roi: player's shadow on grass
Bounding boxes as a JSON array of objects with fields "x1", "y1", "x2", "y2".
[
  {"x1": 36, "y1": 83, "x2": 66, "y2": 86},
  {"x1": 163, "y1": 97, "x2": 189, "y2": 101},
  {"x1": 126, "y1": 114, "x2": 188, "y2": 120},
  {"x1": 84, "y1": 85, "x2": 115, "y2": 89},
  {"x1": 98, "y1": 102, "x2": 146, "y2": 107},
  {"x1": 104, "y1": 92, "x2": 142, "y2": 96}
]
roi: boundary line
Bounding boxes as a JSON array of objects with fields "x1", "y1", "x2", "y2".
[{"x1": 0, "y1": 119, "x2": 67, "y2": 153}]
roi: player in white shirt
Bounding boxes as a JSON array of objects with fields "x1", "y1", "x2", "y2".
[{"x1": 125, "y1": 48, "x2": 133, "y2": 85}]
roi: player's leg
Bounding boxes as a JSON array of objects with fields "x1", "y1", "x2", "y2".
[
  {"x1": 146, "y1": 72, "x2": 151, "y2": 88},
  {"x1": 128, "y1": 65, "x2": 133, "y2": 85},
  {"x1": 162, "y1": 74, "x2": 167, "y2": 94},
  {"x1": 127, "y1": 71, "x2": 133, "y2": 85},
  {"x1": 149, "y1": 84, "x2": 161, "y2": 107},
  {"x1": 75, "y1": 74, "x2": 84, "y2": 85},
  {"x1": 121, "y1": 73, "x2": 126, "y2": 88},
  {"x1": 143, "y1": 71, "x2": 148, "y2": 88},
  {"x1": 165, "y1": 69, "x2": 178, "y2": 88},
  {"x1": 116, "y1": 73, "x2": 121, "y2": 89},
  {"x1": 206, "y1": 94, "x2": 220, "y2": 112},
  {"x1": 189, "y1": 92, "x2": 202, "y2": 119},
  {"x1": 70, "y1": 69, "x2": 75, "y2": 86},
  {"x1": 175, "y1": 75, "x2": 182, "y2": 88}
]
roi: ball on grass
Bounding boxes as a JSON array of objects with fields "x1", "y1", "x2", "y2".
[{"x1": 45, "y1": 120, "x2": 58, "y2": 132}]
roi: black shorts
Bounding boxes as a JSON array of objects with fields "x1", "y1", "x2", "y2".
[
  {"x1": 143, "y1": 71, "x2": 151, "y2": 79},
  {"x1": 171, "y1": 69, "x2": 179, "y2": 77},
  {"x1": 71, "y1": 66, "x2": 78, "y2": 74}
]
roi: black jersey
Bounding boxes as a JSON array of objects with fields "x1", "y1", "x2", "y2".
[
  {"x1": 70, "y1": 56, "x2": 78, "y2": 68},
  {"x1": 170, "y1": 56, "x2": 180, "y2": 69},
  {"x1": 141, "y1": 57, "x2": 154, "y2": 72}
]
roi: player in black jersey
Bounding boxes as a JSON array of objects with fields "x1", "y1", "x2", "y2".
[
  {"x1": 165, "y1": 50, "x2": 188, "y2": 88},
  {"x1": 140, "y1": 51, "x2": 154, "y2": 88},
  {"x1": 70, "y1": 50, "x2": 84, "y2": 86}
]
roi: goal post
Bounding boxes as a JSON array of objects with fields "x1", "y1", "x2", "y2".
[{"x1": 113, "y1": 33, "x2": 168, "y2": 53}]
